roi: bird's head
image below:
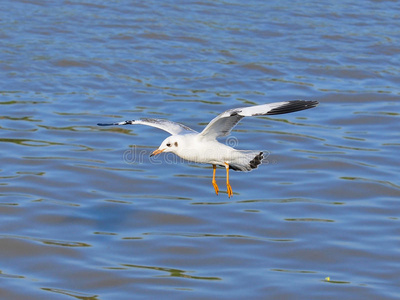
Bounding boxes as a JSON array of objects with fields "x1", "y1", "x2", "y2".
[{"x1": 150, "y1": 136, "x2": 181, "y2": 157}]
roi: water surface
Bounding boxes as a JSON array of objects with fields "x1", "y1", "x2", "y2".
[{"x1": 1, "y1": 0, "x2": 399, "y2": 299}]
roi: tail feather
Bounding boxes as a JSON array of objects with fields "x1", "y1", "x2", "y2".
[
  {"x1": 227, "y1": 151, "x2": 264, "y2": 171},
  {"x1": 249, "y1": 152, "x2": 264, "y2": 169}
]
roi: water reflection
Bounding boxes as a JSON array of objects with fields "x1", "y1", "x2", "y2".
[{"x1": 120, "y1": 264, "x2": 221, "y2": 281}]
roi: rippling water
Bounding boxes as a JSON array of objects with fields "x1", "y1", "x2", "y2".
[{"x1": 1, "y1": 0, "x2": 399, "y2": 299}]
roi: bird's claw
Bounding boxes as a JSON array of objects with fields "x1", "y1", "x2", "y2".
[
  {"x1": 226, "y1": 184, "x2": 233, "y2": 198},
  {"x1": 212, "y1": 180, "x2": 219, "y2": 195}
]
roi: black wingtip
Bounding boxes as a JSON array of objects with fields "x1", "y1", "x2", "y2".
[
  {"x1": 97, "y1": 120, "x2": 135, "y2": 126},
  {"x1": 305, "y1": 100, "x2": 319, "y2": 107},
  {"x1": 267, "y1": 100, "x2": 319, "y2": 115}
]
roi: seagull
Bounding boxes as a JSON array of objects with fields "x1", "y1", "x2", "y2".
[{"x1": 98, "y1": 100, "x2": 318, "y2": 197}]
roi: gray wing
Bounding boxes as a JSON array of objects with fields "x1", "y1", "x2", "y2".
[
  {"x1": 200, "y1": 100, "x2": 319, "y2": 139},
  {"x1": 98, "y1": 118, "x2": 197, "y2": 135}
]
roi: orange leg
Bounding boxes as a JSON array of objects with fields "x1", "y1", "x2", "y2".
[
  {"x1": 224, "y1": 163, "x2": 233, "y2": 198},
  {"x1": 212, "y1": 164, "x2": 219, "y2": 195}
]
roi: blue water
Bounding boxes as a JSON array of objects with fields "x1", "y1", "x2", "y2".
[{"x1": 1, "y1": 0, "x2": 399, "y2": 299}]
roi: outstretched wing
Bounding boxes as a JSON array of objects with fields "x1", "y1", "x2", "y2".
[
  {"x1": 98, "y1": 118, "x2": 197, "y2": 135},
  {"x1": 200, "y1": 100, "x2": 319, "y2": 139}
]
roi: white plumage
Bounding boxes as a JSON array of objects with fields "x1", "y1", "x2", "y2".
[{"x1": 98, "y1": 100, "x2": 319, "y2": 197}]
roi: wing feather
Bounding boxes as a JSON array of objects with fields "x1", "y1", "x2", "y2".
[
  {"x1": 98, "y1": 118, "x2": 197, "y2": 135},
  {"x1": 200, "y1": 100, "x2": 318, "y2": 139}
]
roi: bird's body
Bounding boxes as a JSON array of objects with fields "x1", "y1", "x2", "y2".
[
  {"x1": 98, "y1": 100, "x2": 319, "y2": 197},
  {"x1": 161, "y1": 133, "x2": 261, "y2": 171}
]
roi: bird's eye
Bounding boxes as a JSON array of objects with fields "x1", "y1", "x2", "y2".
[
  {"x1": 174, "y1": 142, "x2": 178, "y2": 147},
  {"x1": 166, "y1": 143, "x2": 171, "y2": 147}
]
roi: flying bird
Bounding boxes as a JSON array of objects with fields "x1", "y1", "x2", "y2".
[{"x1": 98, "y1": 100, "x2": 319, "y2": 197}]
